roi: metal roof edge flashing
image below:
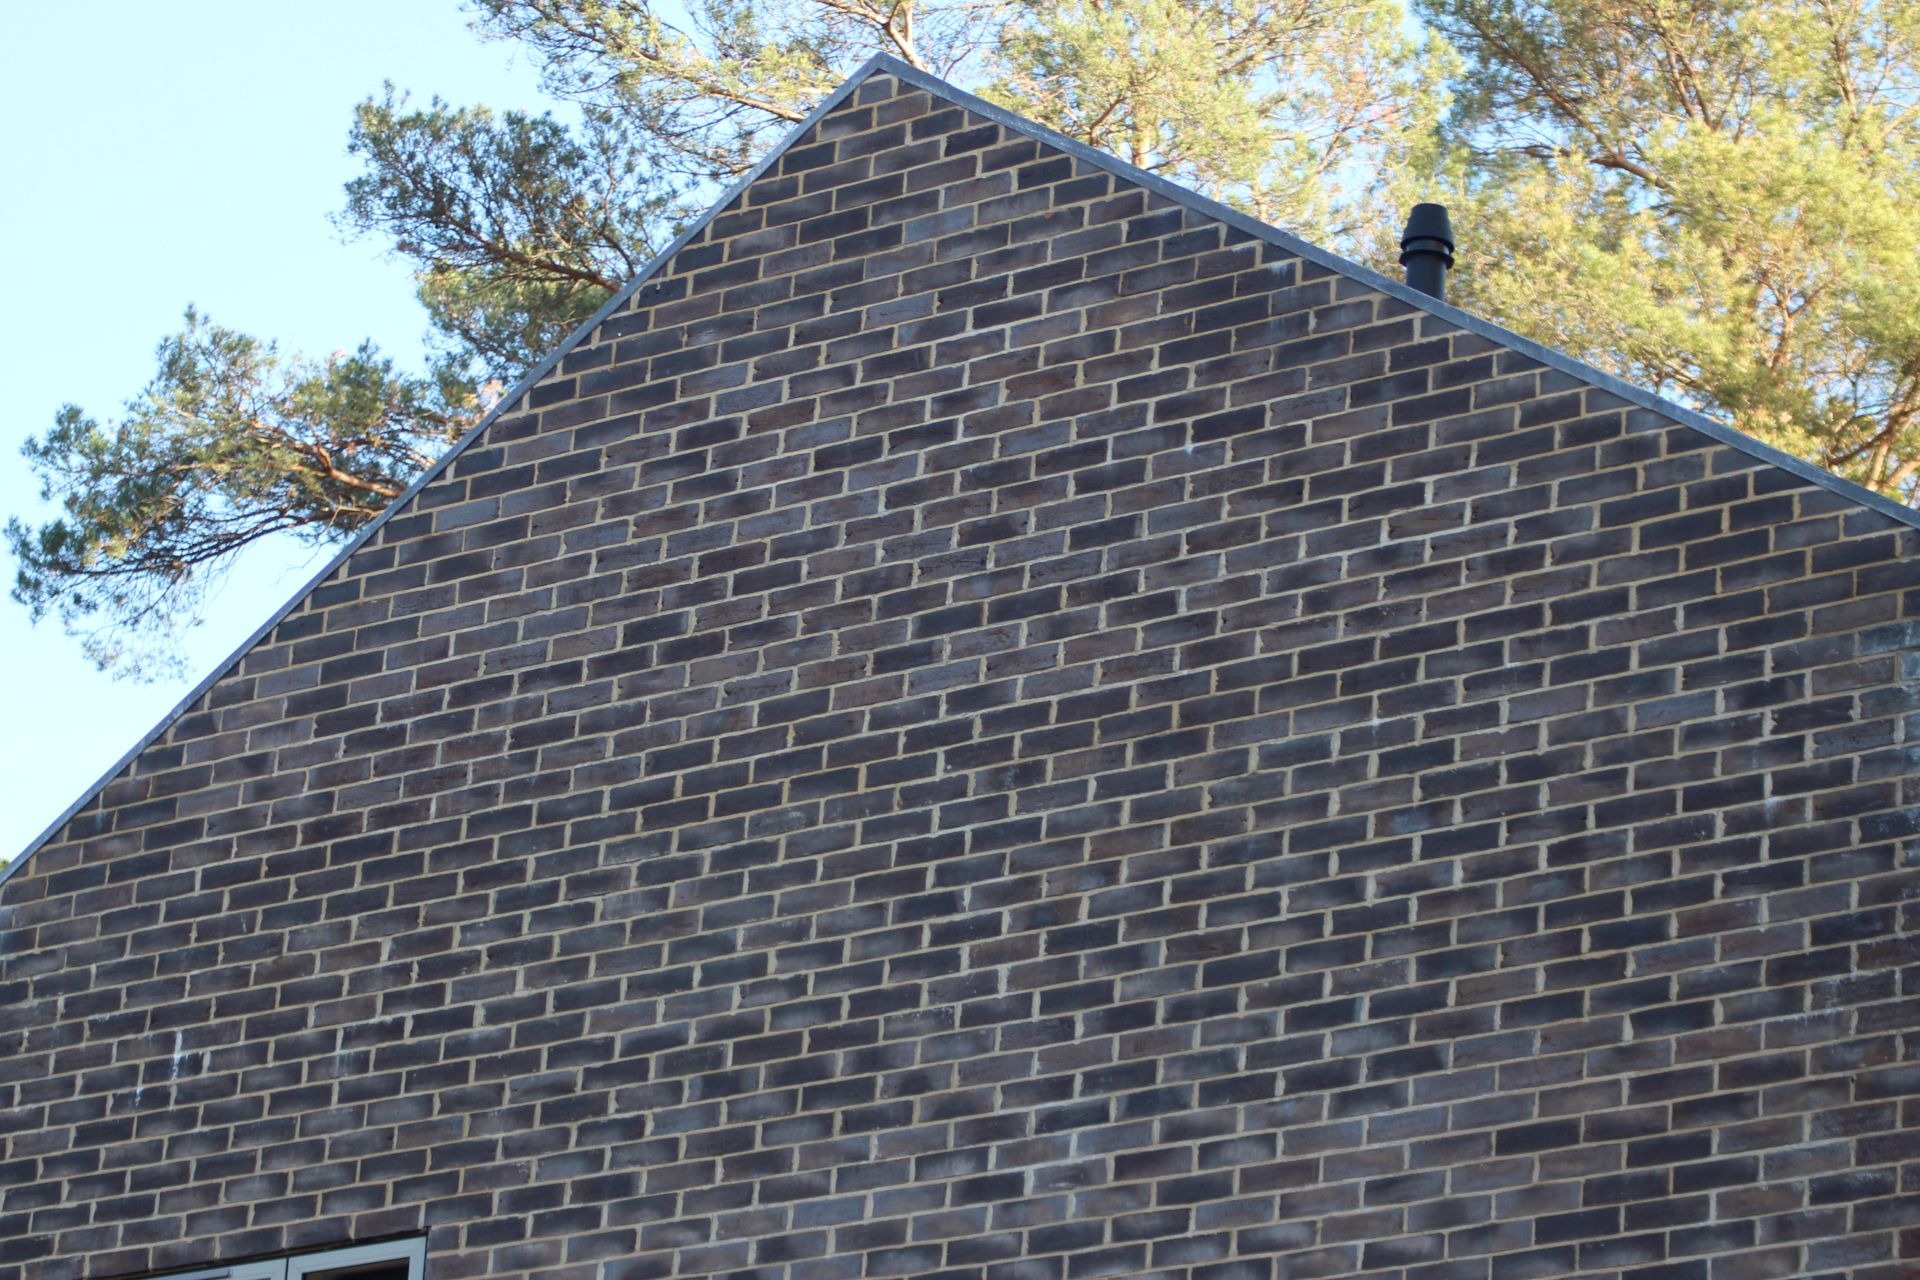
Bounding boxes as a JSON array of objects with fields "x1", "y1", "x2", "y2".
[
  {"x1": 9, "y1": 52, "x2": 1915, "y2": 887},
  {"x1": 1, "y1": 56, "x2": 896, "y2": 883},
  {"x1": 863, "y1": 55, "x2": 1920, "y2": 535}
]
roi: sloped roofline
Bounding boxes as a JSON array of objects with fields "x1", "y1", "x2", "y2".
[
  {"x1": 892, "y1": 58, "x2": 1920, "y2": 530},
  {"x1": 8, "y1": 53, "x2": 1915, "y2": 879},
  {"x1": 4, "y1": 59, "x2": 886, "y2": 878}
]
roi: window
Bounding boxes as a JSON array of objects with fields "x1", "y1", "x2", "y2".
[{"x1": 146, "y1": 1240, "x2": 424, "y2": 1280}]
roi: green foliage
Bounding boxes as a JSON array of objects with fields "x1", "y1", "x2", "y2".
[
  {"x1": 12, "y1": 0, "x2": 977, "y2": 678},
  {"x1": 6, "y1": 311, "x2": 472, "y2": 676},
  {"x1": 343, "y1": 90, "x2": 680, "y2": 375},
  {"x1": 985, "y1": 0, "x2": 1454, "y2": 245},
  {"x1": 16, "y1": 0, "x2": 1920, "y2": 676},
  {"x1": 1420, "y1": 0, "x2": 1920, "y2": 498}
]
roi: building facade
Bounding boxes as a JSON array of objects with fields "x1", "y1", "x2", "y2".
[{"x1": 4, "y1": 56, "x2": 1918, "y2": 1280}]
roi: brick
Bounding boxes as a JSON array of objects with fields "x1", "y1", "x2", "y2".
[{"x1": 4, "y1": 61, "x2": 1918, "y2": 1280}]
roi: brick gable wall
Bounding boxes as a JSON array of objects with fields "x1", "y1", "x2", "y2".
[{"x1": 4, "y1": 68, "x2": 1918, "y2": 1280}]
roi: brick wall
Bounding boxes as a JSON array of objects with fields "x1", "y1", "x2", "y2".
[{"x1": 4, "y1": 65, "x2": 1918, "y2": 1280}]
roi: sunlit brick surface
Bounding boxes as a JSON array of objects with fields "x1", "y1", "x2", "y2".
[{"x1": 5, "y1": 69, "x2": 1918, "y2": 1280}]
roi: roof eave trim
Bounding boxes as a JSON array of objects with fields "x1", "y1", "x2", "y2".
[
  {"x1": 12, "y1": 52, "x2": 1915, "y2": 884},
  {"x1": 1, "y1": 54, "x2": 898, "y2": 881},
  {"x1": 862, "y1": 54, "x2": 1920, "y2": 535}
]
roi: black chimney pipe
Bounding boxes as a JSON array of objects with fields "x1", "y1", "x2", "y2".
[{"x1": 1400, "y1": 203, "x2": 1454, "y2": 302}]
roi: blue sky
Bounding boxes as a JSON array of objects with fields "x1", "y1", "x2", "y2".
[{"x1": 0, "y1": 3, "x2": 558, "y2": 857}]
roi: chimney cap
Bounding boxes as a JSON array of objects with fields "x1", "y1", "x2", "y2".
[{"x1": 1400, "y1": 203, "x2": 1455, "y2": 267}]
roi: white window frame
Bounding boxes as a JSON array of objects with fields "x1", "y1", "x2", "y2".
[{"x1": 146, "y1": 1239, "x2": 425, "y2": 1280}]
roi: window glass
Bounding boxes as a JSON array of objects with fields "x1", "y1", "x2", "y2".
[
  {"x1": 285, "y1": 1241, "x2": 424, "y2": 1280},
  {"x1": 144, "y1": 1240, "x2": 422, "y2": 1280}
]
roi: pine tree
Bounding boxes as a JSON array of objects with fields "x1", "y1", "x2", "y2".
[
  {"x1": 16, "y1": 0, "x2": 1920, "y2": 675},
  {"x1": 1421, "y1": 0, "x2": 1920, "y2": 499}
]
